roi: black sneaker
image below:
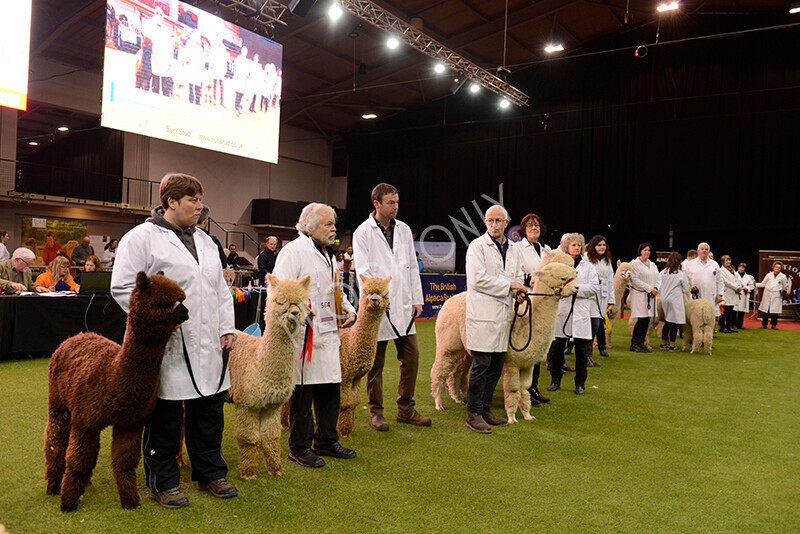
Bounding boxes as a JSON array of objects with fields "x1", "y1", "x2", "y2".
[
  {"x1": 312, "y1": 442, "x2": 356, "y2": 459},
  {"x1": 659, "y1": 343, "x2": 670, "y2": 350}
]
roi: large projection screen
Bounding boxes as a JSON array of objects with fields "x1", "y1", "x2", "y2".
[
  {"x1": 0, "y1": 0, "x2": 32, "y2": 111},
  {"x1": 101, "y1": 0, "x2": 282, "y2": 163}
]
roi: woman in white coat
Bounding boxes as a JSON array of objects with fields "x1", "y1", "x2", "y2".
[
  {"x1": 584, "y1": 235, "x2": 615, "y2": 362},
  {"x1": 272, "y1": 203, "x2": 357, "y2": 467},
  {"x1": 757, "y1": 261, "x2": 789, "y2": 329},
  {"x1": 719, "y1": 255, "x2": 741, "y2": 333},
  {"x1": 547, "y1": 233, "x2": 600, "y2": 395},
  {"x1": 511, "y1": 213, "x2": 551, "y2": 406},
  {"x1": 734, "y1": 263, "x2": 755, "y2": 328},
  {"x1": 629, "y1": 242, "x2": 660, "y2": 353},
  {"x1": 657, "y1": 252, "x2": 689, "y2": 351},
  {"x1": 111, "y1": 173, "x2": 237, "y2": 509}
]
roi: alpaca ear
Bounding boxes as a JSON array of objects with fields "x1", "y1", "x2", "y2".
[
  {"x1": 298, "y1": 274, "x2": 312, "y2": 289},
  {"x1": 266, "y1": 273, "x2": 279, "y2": 289},
  {"x1": 383, "y1": 276, "x2": 392, "y2": 284},
  {"x1": 136, "y1": 271, "x2": 150, "y2": 290},
  {"x1": 531, "y1": 270, "x2": 545, "y2": 279},
  {"x1": 359, "y1": 274, "x2": 366, "y2": 285},
  {"x1": 617, "y1": 259, "x2": 621, "y2": 267}
]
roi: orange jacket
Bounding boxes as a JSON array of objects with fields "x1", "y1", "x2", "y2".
[{"x1": 34, "y1": 270, "x2": 79, "y2": 291}]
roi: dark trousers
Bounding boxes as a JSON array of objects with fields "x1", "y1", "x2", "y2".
[
  {"x1": 288, "y1": 383, "x2": 340, "y2": 454},
  {"x1": 595, "y1": 321, "x2": 607, "y2": 350},
  {"x1": 213, "y1": 78, "x2": 224, "y2": 105},
  {"x1": 189, "y1": 83, "x2": 202, "y2": 105},
  {"x1": 367, "y1": 335, "x2": 420, "y2": 415},
  {"x1": 151, "y1": 75, "x2": 173, "y2": 96},
  {"x1": 721, "y1": 305, "x2": 735, "y2": 329},
  {"x1": 143, "y1": 391, "x2": 228, "y2": 492},
  {"x1": 631, "y1": 316, "x2": 651, "y2": 347},
  {"x1": 662, "y1": 321, "x2": 678, "y2": 342},
  {"x1": 762, "y1": 313, "x2": 778, "y2": 327},
  {"x1": 549, "y1": 337, "x2": 589, "y2": 388},
  {"x1": 466, "y1": 350, "x2": 504, "y2": 415},
  {"x1": 530, "y1": 362, "x2": 542, "y2": 390},
  {"x1": 735, "y1": 310, "x2": 745, "y2": 328}
]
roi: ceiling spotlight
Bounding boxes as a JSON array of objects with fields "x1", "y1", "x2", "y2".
[
  {"x1": 361, "y1": 113, "x2": 378, "y2": 120},
  {"x1": 386, "y1": 37, "x2": 399, "y2": 49},
  {"x1": 57, "y1": 126, "x2": 69, "y2": 132},
  {"x1": 544, "y1": 44, "x2": 564, "y2": 53},
  {"x1": 29, "y1": 141, "x2": 38, "y2": 146},
  {"x1": 328, "y1": 3, "x2": 343, "y2": 21},
  {"x1": 433, "y1": 62, "x2": 446, "y2": 74},
  {"x1": 499, "y1": 99, "x2": 510, "y2": 109},
  {"x1": 469, "y1": 83, "x2": 480, "y2": 94},
  {"x1": 656, "y1": 1, "x2": 679, "y2": 12},
  {"x1": 790, "y1": 1, "x2": 800, "y2": 14}
]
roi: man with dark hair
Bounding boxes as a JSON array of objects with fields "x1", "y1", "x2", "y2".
[
  {"x1": 42, "y1": 231, "x2": 63, "y2": 266},
  {"x1": 353, "y1": 182, "x2": 430, "y2": 432},
  {"x1": 256, "y1": 236, "x2": 278, "y2": 286},
  {"x1": 226, "y1": 244, "x2": 240, "y2": 269}
]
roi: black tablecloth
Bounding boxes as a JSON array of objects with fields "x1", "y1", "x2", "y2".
[{"x1": 0, "y1": 294, "x2": 127, "y2": 360}]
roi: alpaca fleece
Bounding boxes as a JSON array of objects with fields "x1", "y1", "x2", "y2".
[
  {"x1": 228, "y1": 274, "x2": 310, "y2": 478},
  {"x1": 337, "y1": 276, "x2": 391, "y2": 438},
  {"x1": 44, "y1": 273, "x2": 187, "y2": 512},
  {"x1": 607, "y1": 261, "x2": 632, "y2": 349},
  {"x1": 431, "y1": 249, "x2": 578, "y2": 422},
  {"x1": 683, "y1": 291, "x2": 715, "y2": 355}
]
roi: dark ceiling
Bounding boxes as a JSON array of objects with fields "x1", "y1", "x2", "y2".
[{"x1": 18, "y1": 0, "x2": 793, "y2": 158}]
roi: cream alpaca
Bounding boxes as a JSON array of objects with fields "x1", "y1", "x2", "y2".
[
  {"x1": 605, "y1": 261, "x2": 632, "y2": 349},
  {"x1": 228, "y1": 274, "x2": 310, "y2": 478},
  {"x1": 431, "y1": 250, "x2": 578, "y2": 421},
  {"x1": 683, "y1": 290, "x2": 715, "y2": 355},
  {"x1": 337, "y1": 276, "x2": 391, "y2": 438}
]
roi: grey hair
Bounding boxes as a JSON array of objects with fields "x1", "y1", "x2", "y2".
[
  {"x1": 266, "y1": 235, "x2": 278, "y2": 244},
  {"x1": 296, "y1": 203, "x2": 336, "y2": 235},
  {"x1": 12, "y1": 247, "x2": 35, "y2": 262},
  {"x1": 560, "y1": 232, "x2": 585, "y2": 252},
  {"x1": 483, "y1": 204, "x2": 510, "y2": 221}
]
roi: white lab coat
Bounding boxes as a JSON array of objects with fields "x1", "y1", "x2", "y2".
[
  {"x1": 272, "y1": 234, "x2": 355, "y2": 385},
  {"x1": 352, "y1": 216, "x2": 423, "y2": 342},
  {"x1": 685, "y1": 258, "x2": 724, "y2": 317},
  {"x1": 111, "y1": 222, "x2": 235, "y2": 400},
  {"x1": 513, "y1": 239, "x2": 551, "y2": 278},
  {"x1": 657, "y1": 269, "x2": 690, "y2": 324},
  {"x1": 735, "y1": 272, "x2": 755, "y2": 312},
  {"x1": 147, "y1": 19, "x2": 174, "y2": 77},
  {"x1": 586, "y1": 256, "x2": 615, "y2": 319},
  {"x1": 0, "y1": 243, "x2": 9, "y2": 262},
  {"x1": 555, "y1": 257, "x2": 600, "y2": 340},
  {"x1": 629, "y1": 258, "x2": 660, "y2": 319},
  {"x1": 465, "y1": 233, "x2": 523, "y2": 353},
  {"x1": 720, "y1": 267, "x2": 741, "y2": 306},
  {"x1": 756, "y1": 272, "x2": 789, "y2": 314}
]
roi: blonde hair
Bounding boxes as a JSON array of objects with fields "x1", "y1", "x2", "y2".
[{"x1": 49, "y1": 256, "x2": 72, "y2": 278}]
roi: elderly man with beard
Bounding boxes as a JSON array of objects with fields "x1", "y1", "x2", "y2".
[
  {"x1": 464, "y1": 205, "x2": 527, "y2": 433},
  {"x1": 273, "y1": 203, "x2": 357, "y2": 467}
]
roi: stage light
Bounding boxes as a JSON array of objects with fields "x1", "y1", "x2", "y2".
[
  {"x1": 790, "y1": 1, "x2": 800, "y2": 14},
  {"x1": 469, "y1": 83, "x2": 480, "y2": 94},
  {"x1": 57, "y1": 126, "x2": 69, "y2": 132},
  {"x1": 450, "y1": 76, "x2": 466, "y2": 95},
  {"x1": 28, "y1": 140, "x2": 38, "y2": 146},
  {"x1": 328, "y1": 3, "x2": 343, "y2": 21},
  {"x1": 499, "y1": 99, "x2": 510, "y2": 109},
  {"x1": 656, "y1": 1, "x2": 679, "y2": 12},
  {"x1": 544, "y1": 43, "x2": 564, "y2": 53},
  {"x1": 361, "y1": 113, "x2": 378, "y2": 120},
  {"x1": 386, "y1": 37, "x2": 399, "y2": 49},
  {"x1": 434, "y1": 62, "x2": 446, "y2": 74}
]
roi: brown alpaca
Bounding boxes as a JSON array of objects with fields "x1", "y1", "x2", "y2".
[
  {"x1": 337, "y1": 275, "x2": 391, "y2": 438},
  {"x1": 44, "y1": 273, "x2": 188, "y2": 512},
  {"x1": 228, "y1": 274, "x2": 310, "y2": 478}
]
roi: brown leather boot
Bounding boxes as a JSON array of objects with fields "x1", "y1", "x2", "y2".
[
  {"x1": 369, "y1": 413, "x2": 389, "y2": 432},
  {"x1": 465, "y1": 412, "x2": 491, "y2": 433},
  {"x1": 396, "y1": 409, "x2": 431, "y2": 427},
  {"x1": 587, "y1": 356, "x2": 600, "y2": 367}
]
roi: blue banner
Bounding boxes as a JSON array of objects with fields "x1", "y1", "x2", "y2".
[{"x1": 420, "y1": 274, "x2": 467, "y2": 319}]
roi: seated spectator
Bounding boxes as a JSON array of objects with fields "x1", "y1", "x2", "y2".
[
  {"x1": 75, "y1": 254, "x2": 102, "y2": 285},
  {"x1": 35, "y1": 256, "x2": 80, "y2": 292},
  {"x1": 71, "y1": 236, "x2": 95, "y2": 266},
  {"x1": 42, "y1": 231, "x2": 63, "y2": 266},
  {"x1": 0, "y1": 248, "x2": 47, "y2": 293},
  {"x1": 103, "y1": 239, "x2": 119, "y2": 269},
  {"x1": 0, "y1": 230, "x2": 10, "y2": 261},
  {"x1": 226, "y1": 243, "x2": 240, "y2": 268}
]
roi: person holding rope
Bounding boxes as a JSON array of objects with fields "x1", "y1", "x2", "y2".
[
  {"x1": 584, "y1": 235, "x2": 615, "y2": 363},
  {"x1": 685, "y1": 242, "x2": 723, "y2": 329},
  {"x1": 111, "y1": 173, "x2": 237, "y2": 509},
  {"x1": 352, "y1": 183, "x2": 430, "y2": 432},
  {"x1": 629, "y1": 242, "x2": 660, "y2": 353},
  {"x1": 546, "y1": 233, "x2": 600, "y2": 395}
]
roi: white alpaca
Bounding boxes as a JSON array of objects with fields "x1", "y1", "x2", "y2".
[
  {"x1": 683, "y1": 291, "x2": 715, "y2": 355},
  {"x1": 431, "y1": 250, "x2": 578, "y2": 423}
]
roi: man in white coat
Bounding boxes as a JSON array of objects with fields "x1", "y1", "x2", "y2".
[
  {"x1": 464, "y1": 205, "x2": 527, "y2": 433},
  {"x1": 685, "y1": 242, "x2": 723, "y2": 318},
  {"x1": 353, "y1": 183, "x2": 430, "y2": 432},
  {"x1": 111, "y1": 173, "x2": 237, "y2": 509},
  {"x1": 273, "y1": 203, "x2": 357, "y2": 468}
]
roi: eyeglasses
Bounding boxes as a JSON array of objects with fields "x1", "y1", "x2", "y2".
[
  {"x1": 16, "y1": 258, "x2": 31, "y2": 268},
  {"x1": 485, "y1": 218, "x2": 507, "y2": 225}
]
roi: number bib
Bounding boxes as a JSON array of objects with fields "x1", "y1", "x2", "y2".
[{"x1": 315, "y1": 298, "x2": 338, "y2": 333}]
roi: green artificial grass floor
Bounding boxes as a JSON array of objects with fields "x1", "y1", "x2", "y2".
[{"x1": 1, "y1": 320, "x2": 799, "y2": 533}]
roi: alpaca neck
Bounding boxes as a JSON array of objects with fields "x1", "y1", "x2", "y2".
[
  {"x1": 113, "y1": 324, "x2": 173, "y2": 387},
  {"x1": 529, "y1": 279, "x2": 561, "y2": 330},
  {"x1": 353, "y1": 303, "x2": 385, "y2": 341},
  {"x1": 259, "y1": 309, "x2": 302, "y2": 374}
]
